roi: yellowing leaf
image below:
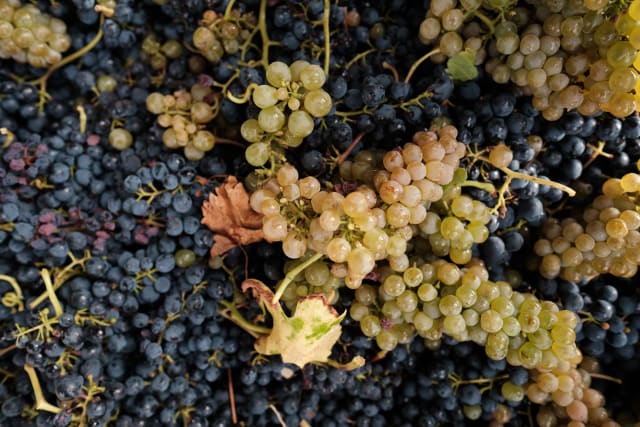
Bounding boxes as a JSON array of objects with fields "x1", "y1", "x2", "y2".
[
  {"x1": 201, "y1": 176, "x2": 264, "y2": 257},
  {"x1": 242, "y1": 279, "x2": 360, "y2": 369}
]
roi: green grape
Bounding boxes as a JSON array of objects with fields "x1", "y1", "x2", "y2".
[
  {"x1": 440, "y1": 216, "x2": 464, "y2": 240},
  {"x1": 184, "y1": 144, "x2": 205, "y2": 161},
  {"x1": 414, "y1": 311, "x2": 435, "y2": 332},
  {"x1": 299, "y1": 64, "x2": 326, "y2": 90},
  {"x1": 480, "y1": 309, "x2": 503, "y2": 333},
  {"x1": 529, "y1": 329, "x2": 553, "y2": 350},
  {"x1": 253, "y1": 84, "x2": 279, "y2": 109},
  {"x1": 462, "y1": 309, "x2": 479, "y2": 326},
  {"x1": 501, "y1": 381, "x2": 525, "y2": 402},
  {"x1": 518, "y1": 342, "x2": 543, "y2": 368},
  {"x1": 289, "y1": 59, "x2": 310, "y2": 81},
  {"x1": 109, "y1": 128, "x2": 133, "y2": 151},
  {"x1": 266, "y1": 61, "x2": 292, "y2": 87},
  {"x1": 396, "y1": 290, "x2": 419, "y2": 312},
  {"x1": 607, "y1": 41, "x2": 636, "y2": 68},
  {"x1": 502, "y1": 316, "x2": 521, "y2": 337},
  {"x1": 146, "y1": 92, "x2": 165, "y2": 114},
  {"x1": 245, "y1": 142, "x2": 270, "y2": 166},
  {"x1": 486, "y1": 331, "x2": 509, "y2": 360},
  {"x1": 355, "y1": 284, "x2": 377, "y2": 305},
  {"x1": 551, "y1": 325, "x2": 576, "y2": 345},
  {"x1": 443, "y1": 314, "x2": 466, "y2": 335},
  {"x1": 304, "y1": 89, "x2": 333, "y2": 117},
  {"x1": 383, "y1": 274, "x2": 406, "y2": 297},
  {"x1": 258, "y1": 106, "x2": 286, "y2": 133},
  {"x1": 241, "y1": 119, "x2": 264, "y2": 143},
  {"x1": 439, "y1": 294, "x2": 463, "y2": 316},
  {"x1": 455, "y1": 284, "x2": 477, "y2": 307},
  {"x1": 360, "y1": 314, "x2": 381, "y2": 337},
  {"x1": 490, "y1": 296, "x2": 515, "y2": 317},
  {"x1": 287, "y1": 110, "x2": 314, "y2": 138},
  {"x1": 175, "y1": 248, "x2": 196, "y2": 268},
  {"x1": 373, "y1": 329, "x2": 398, "y2": 351},
  {"x1": 402, "y1": 266, "x2": 424, "y2": 288},
  {"x1": 191, "y1": 130, "x2": 216, "y2": 152},
  {"x1": 304, "y1": 261, "x2": 331, "y2": 287},
  {"x1": 518, "y1": 312, "x2": 540, "y2": 334},
  {"x1": 418, "y1": 283, "x2": 438, "y2": 302}
]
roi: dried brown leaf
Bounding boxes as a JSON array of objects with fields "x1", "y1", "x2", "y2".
[{"x1": 201, "y1": 176, "x2": 264, "y2": 256}]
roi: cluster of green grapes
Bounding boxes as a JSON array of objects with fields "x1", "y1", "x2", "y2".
[
  {"x1": 250, "y1": 126, "x2": 485, "y2": 289},
  {"x1": 530, "y1": 358, "x2": 619, "y2": 427},
  {"x1": 140, "y1": 34, "x2": 184, "y2": 71},
  {"x1": 145, "y1": 85, "x2": 218, "y2": 160},
  {"x1": 0, "y1": 0, "x2": 71, "y2": 67},
  {"x1": 418, "y1": 0, "x2": 493, "y2": 63},
  {"x1": 534, "y1": 172, "x2": 640, "y2": 281},
  {"x1": 352, "y1": 258, "x2": 582, "y2": 367},
  {"x1": 192, "y1": 9, "x2": 255, "y2": 62},
  {"x1": 279, "y1": 258, "x2": 342, "y2": 311},
  {"x1": 485, "y1": 0, "x2": 640, "y2": 119},
  {"x1": 241, "y1": 61, "x2": 333, "y2": 167}
]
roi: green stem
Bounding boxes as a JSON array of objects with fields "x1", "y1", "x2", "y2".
[
  {"x1": 219, "y1": 300, "x2": 271, "y2": 336},
  {"x1": 24, "y1": 364, "x2": 62, "y2": 414},
  {"x1": 496, "y1": 165, "x2": 576, "y2": 196},
  {"x1": 344, "y1": 48, "x2": 376, "y2": 69},
  {"x1": 323, "y1": 0, "x2": 331, "y2": 75},
  {"x1": 404, "y1": 48, "x2": 441, "y2": 83},
  {"x1": 461, "y1": 180, "x2": 496, "y2": 193},
  {"x1": 223, "y1": 0, "x2": 237, "y2": 19},
  {"x1": 273, "y1": 252, "x2": 324, "y2": 304}
]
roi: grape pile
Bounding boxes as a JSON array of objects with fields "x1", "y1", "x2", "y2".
[
  {"x1": 0, "y1": 0, "x2": 71, "y2": 67},
  {"x1": 0, "y1": 0, "x2": 640, "y2": 426}
]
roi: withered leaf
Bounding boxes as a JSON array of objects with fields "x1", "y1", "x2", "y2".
[
  {"x1": 242, "y1": 279, "x2": 363, "y2": 369},
  {"x1": 201, "y1": 176, "x2": 264, "y2": 257}
]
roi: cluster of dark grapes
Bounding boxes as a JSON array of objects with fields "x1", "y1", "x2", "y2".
[{"x1": 0, "y1": 0, "x2": 640, "y2": 426}]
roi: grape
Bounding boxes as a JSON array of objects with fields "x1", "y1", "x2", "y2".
[
  {"x1": 287, "y1": 110, "x2": 314, "y2": 138},
  {"x1": 303, "y1": 89, "x2": 333, "y2": 117},
  {"x1": 258, "y1": 106, "x2": 286, "y2": 132},
  {"x1": 266, "y1": 61, "x2": 292, "y2": 87},
  {"x1": 253, "y1": 84, "x2": 279, "y2": 109},
  {"x1": 299, "y1": 64, "x2": 326, "y2": 90}
]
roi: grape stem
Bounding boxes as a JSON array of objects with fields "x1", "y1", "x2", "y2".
[
  {"x1": 228, "y1": 369, "x2": 238, "y2": 425},
  {"x1": 589, "y1": 372, "x2": 622, "y2": 384},
  {"x1": 258, "y1": 0, "x2": 280, "y2": 68},
  {"x1": 218, "y1": 300, "x2": 271, "y2": 337},
  {"x1": 336, "y1": 131, "x2": 366, "y2": 165},
  {"x1": 583, "y1": 140, "x2": 613, "y2": 170},
  {"x1": 404, "y1": 48, "x2": 441, "y2": 83},
  {"x1": 0, "y1": 274, "x2": 24, "y2": 312},
  {"x1": 0, "y1": 128, "x2": 14, "y2": 148},
  {"x1": 24, "y1": 364, "x2": 62, "y2": 414},
  {"x1": 382, "y1": 61, "x2": 400, "y2": 82},
  {"x1": 77, "y1": 105, "x2": 87, "y2": 134},
  {"x1": 30, "y1": 14, "x2": 106, "y2": 114},
  {"x1": 269, "y1": 404, "x2": 287, "y2": 427},
  {"x1": 323, "y1": 0, "x2": 331, "y2": 75},
  {"x1": 344, "y1": 48, "x2": 376, "y2": 69},
  {"x1": 273, "y1": 252, "x2": 324, "y2": 304},
  {"x1": 223, "y1": 0, "x2": 237, "y2": 20}
]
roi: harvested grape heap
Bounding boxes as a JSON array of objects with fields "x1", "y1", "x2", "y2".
[{"x1": 1, "y1": 0, "x2": 640, "y2": 426}]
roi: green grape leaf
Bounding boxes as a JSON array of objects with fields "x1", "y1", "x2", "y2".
[
  {"x1": 445, "y1": 49, "x2": 479, "y2": 82},
  {"x1": 242, "y1": 279, "x2": 363, "y2": 369}
]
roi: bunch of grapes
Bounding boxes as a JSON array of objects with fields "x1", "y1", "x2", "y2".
[
  {"x1": 352, "y1": 258, "x2": 582, "y2": 369},
  {"x1": 418, "y1": 0, "x2": 510, "y2": 64},
  {"x1": 140, "y1": 33, "x2": 184, "y2": 71},
  {"x1": 484, "y1": 0, "x2": 640, "y2": 119},
  {"x1": 279, "y1": 258, "x2": 342, "y2": 311},
  {"x1": 0, "y1": 0, "x2": 71, "y2": 67},
  {"x1": 192, "y1": 9, "x2": 256, "y2": 62},
  {"x1": 529, "y1": 358, "x2": 620, "y2": 427},
  {"x1": 534, "y1": 172, "x2": 640, "y2": 281},
  {"x1": 241, "y1": 61, "x2": 333, "y2": 167},
  {"x1": 145, "y1": 85, "x2": 218, "y2": 160}
]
